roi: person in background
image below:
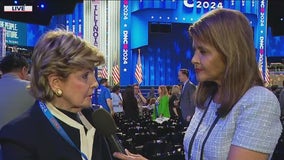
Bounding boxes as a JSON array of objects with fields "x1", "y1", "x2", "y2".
[
  {"x1": 152, "y1": 85, "x2": 170, "y2": 120},
  {"x1": 146, "y1": 87, "x2": 156, "y2": 103},
  {"x1": 0, "y1": 53, "x2": 35, "y2": 129},
  {"x1": 178, "y1": 68, "x2": 196, "y2": 126},
  {"x1": 169, "y1": 85, "x2": 182, "y2": 119},
  {"x1": 271, "y1": 85, "x2": 281, "y2": 99},
  {"x1": 147, "y1": 98, "x2": 156, "y2": 110},
  {"x1": 122, "y1": 86, "x2": 139, "y2": 121},
  {"x1": 133, "y1": 83, "x2": 147, "y2": 114},
  {"x1": 279, "y1": 80, "x2": 284, "y2": 116},
  {"x1": 113, "y1": 8, "x2": 283, "y2": 160},
  {"x1": 98, "y1": 78, "x2": 114, "y2": 114},
  {"x1": 167, "y1": 85, "x2": 172, "y2": 96},
  {"x1": 111, "y1": 85, "x2": 123, "y2": 113},
  {"x1": 0, "y1": 29, "x2": 113, "y2": 159}
]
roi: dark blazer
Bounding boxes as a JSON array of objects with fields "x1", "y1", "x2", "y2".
[
  {"x1": 0, "y1": 101, "x2": 113, "y2": 160},
  {"x1": 122, "y1": 95, "x2": 139, "y2": 121},
  {"x1": 180, "y1": 80, "x2": 196, "y2": 120}
]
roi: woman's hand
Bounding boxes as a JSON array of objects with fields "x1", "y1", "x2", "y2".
[{"x1": 113, "y1": 149, "x2": 148, "y2": 160}]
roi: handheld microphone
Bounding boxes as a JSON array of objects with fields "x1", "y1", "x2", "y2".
[{"x1": 92, "y1": 109, "x2": 126, "y2": 154}]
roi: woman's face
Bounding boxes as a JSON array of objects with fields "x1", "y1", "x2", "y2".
[
  {"x1": 191, "y1": 40, "x2": 226, "y2": 85},
  {"x1": 56, "y1": 69, "x2": 98, "y2": 112}
]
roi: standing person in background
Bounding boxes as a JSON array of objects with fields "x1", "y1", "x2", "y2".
[
  {"x1": 98, "y1": 78, "x2": 114, "y2": 114},
  {"x1": 178, "y1": 68, "x2": 196, "y2": 126},
  {"x1": 167, "y1": 86, "x2": 172, "y2": 96},
  {"x1": 111, "y1": 85, "x2": 123, "y2": 113},
  {"x1": 146, "y1": 87, "x2": 156, "y2": 103},
  {"x1": 0, "y1": 53, "x2": 35, "y2": 129},
  {"x1": 133, "y1": 83, "x2": 147, "y2": 114},
  {"x1": 279, "y1": 80, "x2": 284, "y2": 116},
  {"x1": 169, "y1": 85, "x2": 182, "y2": 119},
  {"x1": 152, "y1": 85, "x2": 170, "y2": 120},
  {"x1": 122, "y1": 86, "x2": 139, "y2": 121}
]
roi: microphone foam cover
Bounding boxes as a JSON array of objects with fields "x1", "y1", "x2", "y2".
[{"x1": 92, "y1": 108, "x2": 117, "y2": 136}]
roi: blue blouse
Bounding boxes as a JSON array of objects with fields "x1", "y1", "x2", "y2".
[{"x1": 183, "y1": 86, "x2": 282, "y2": 160}]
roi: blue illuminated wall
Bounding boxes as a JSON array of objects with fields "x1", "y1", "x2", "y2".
[
  {"x1": 133, "y1": 23, "x2": 195, "y2": 85},
  {"x1": 0, "y1": 3, "x2": 83, "y2": 63},
  {"x1": 27, "y1": 3, "x2": 83, "y2": 47},
  {"x1": 120, "y1": 0, "x2": 268, "y2": 86},
  {"x1": 1, "y1": 1, "x2": 83, "y2": 47},
  {"x1": 267, "y1": 27, "x2": 284, "y2": 57}
]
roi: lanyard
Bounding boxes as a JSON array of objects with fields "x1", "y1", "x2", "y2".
[
  {"x1": 38, "y1": 101, "x2": 88, "y2": 160},
  {"x1": 188, "y1": 97, "x2": 220, "y2": 160}
]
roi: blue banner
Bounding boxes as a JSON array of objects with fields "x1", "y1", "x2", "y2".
[
  {"x1": 0, "y1": 19, "x2": 27, "y2": 46},
  {"x1": 256, "y1": 0, "x2": 268, "y2": 79},
  {"x1": 120, "y1": 0, "x2": 132, "y2": 85}
]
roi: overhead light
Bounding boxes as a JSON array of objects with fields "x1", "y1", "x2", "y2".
[{"x1": 40, "y1": 4, "x2": 45, "y2": 9}]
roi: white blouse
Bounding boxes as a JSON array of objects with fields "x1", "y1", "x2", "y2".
[{"x1": 46, "y1": 102, "x2": 96, "y2": 160}]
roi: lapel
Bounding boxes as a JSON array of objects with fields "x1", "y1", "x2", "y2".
[{"x1": 182, "y1": 81, "x2": 188, "y2": 95}]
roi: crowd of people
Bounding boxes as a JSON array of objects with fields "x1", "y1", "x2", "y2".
[
  {"x1": 92, "y1": 69, "x2": 196, "y2": 127},
  {"x1": 0, "y1": 8, "x2": 283, "y2": 160}
]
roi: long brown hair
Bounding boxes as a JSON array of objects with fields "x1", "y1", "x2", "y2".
[
  {"x1": 158, "y1": 85, "x2": 168, "y2": 97},
  {"x1": 189, "y1": 9, "x2": 263, "y2": 117}
]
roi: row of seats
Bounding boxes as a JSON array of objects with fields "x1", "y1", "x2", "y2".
[
  {"x1": 114, "y1": 112, "x2": 284, "y2": 160},
  {"x1": 114, "y1": 111, "x2": 186, "y2": 160}
]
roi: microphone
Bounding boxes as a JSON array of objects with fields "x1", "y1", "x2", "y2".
[{"x1": 92, "y1": 108, "x2": 126, "y2": 154}]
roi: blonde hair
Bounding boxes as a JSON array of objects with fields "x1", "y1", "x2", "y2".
[
  {"x1": 171, "y1": 85, "x2": 180, "y2": 95},
  {"x1": 30, "y1": 29, "x2": 105, "y2": 101},
  {"x1": 189, "y1": 9, "x2": 263, "y2": 117}
]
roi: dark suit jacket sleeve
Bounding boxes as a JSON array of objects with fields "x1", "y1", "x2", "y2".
[
  {"x1": 1, "y1": 140, "x2": 36, "y2": 160},
  {"x1": 186, "y1": 82, "x2": 196, "y2": 116},
  {"x1": 0, "y1": 125, "x2": 37, "y2": 160}
]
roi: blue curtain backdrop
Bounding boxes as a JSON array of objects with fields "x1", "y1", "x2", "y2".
[{"x1": 132, "y1": 23, "x2": 197, "y2": 86}]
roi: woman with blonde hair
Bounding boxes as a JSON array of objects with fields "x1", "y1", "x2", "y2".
[
  {"x1": 0, "y1": 29, "x2": 113, "y2": 159},
  {"x1": 151, "y1": 85, "x2": 170, "y2": 120}
]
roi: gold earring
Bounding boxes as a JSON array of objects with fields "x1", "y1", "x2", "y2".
[{"x1": 55, "y1": 89, "x2": 63, "y2": 97}]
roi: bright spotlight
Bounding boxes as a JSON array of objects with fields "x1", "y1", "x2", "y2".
[{"x1": 40, "y1": 4, "x2": 45, "y2": 9}]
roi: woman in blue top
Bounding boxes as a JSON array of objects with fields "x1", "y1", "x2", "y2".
[{"x1": 113, "y1": 8, "x2": 282, "y2": 160}]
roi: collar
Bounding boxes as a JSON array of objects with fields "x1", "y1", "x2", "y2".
[
  {"x1": 183, "y1": 80, "x2": 189, "y2": 86},
  {"x1": 1, "y1": 73, "x2": 21, "y2": 79},
  {"x1": 45, "y1": 102, "x2": 95, "y2": 160}
]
